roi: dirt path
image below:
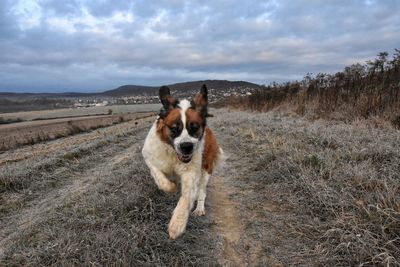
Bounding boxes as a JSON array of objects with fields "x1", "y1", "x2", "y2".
[{"x1": 209, "y1": 175, "x2": 246, "y2": 266}]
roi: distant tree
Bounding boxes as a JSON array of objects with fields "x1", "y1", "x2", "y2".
[
  {"x1": 389, "y1": 48, "x2": 400, "y2": 69},
  {"x1": 377, "y1": 51, "x2": 389, "y2": 72}
]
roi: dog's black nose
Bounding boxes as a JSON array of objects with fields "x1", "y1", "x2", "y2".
[{"x1": 180, "y1": 142, "x2": 193, "y2": 155}]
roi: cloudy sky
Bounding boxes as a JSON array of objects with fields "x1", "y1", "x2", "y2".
[{"x1": 0, "y1": 0, "x2": 399, "y2": 92}]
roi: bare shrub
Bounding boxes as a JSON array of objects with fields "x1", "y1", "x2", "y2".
[
  {"x1": 223, "y1": 49, "x2": 400, "y2": 124},
  {"x1": 391, "y1": 115, "x2": 400, "y2": 129}
]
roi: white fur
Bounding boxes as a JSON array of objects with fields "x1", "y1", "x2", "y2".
[
  {"x1": 173, "y1": 100, "x2": 200, "y2": 155},
  {"x1": 178, "y1": 99, "x2": 191, "y2": 111},
  {"x1": 142, "y1": 100, "x2": 210, "y2": 239}
]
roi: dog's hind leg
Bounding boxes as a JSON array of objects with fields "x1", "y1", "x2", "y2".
[
  {"x1": 193, "y1": 171, "x2": 210, "y2": 216},
  {"x1": 145, "y1": 159, "x2": 176, "y2": 193}
]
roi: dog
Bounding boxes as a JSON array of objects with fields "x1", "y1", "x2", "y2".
[{"x1": 142, "y1": 84, "x2": 222, "y2": 239}]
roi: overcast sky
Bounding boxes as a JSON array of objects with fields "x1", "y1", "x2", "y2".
[{"x1": 0, "y1": 0, "x2": 399, "y2": 92}]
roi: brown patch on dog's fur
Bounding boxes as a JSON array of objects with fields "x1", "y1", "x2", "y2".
[
  {"x1": 157, "y1": 108, "x2": 181, "y2": 143},
  {"x1": 202, "y1": 127, "x2": 220, "y2": 174},
  {"x1": 186, "y1": 108, "x2": 205, "y2": 126}
]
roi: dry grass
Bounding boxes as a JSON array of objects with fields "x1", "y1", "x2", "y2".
[
  {"x1": 0, "y1": 116, "x2": 216, "y2": 266},
  {"x1": 1, "y1": 108, "x2": 399, "y2": 266},
  {"x1": 209, "y1": 110, "x2": 400, "y2": 266},
  {"x1": 225, "y1": 50, "x2": 400, "y2": 127}
]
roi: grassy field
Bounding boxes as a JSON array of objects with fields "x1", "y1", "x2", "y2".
[{"x1": 0, "y1": 108, "x2": 399, "y2": 266}]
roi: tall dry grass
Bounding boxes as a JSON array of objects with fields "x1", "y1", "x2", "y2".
[{"x1": 225, "y1": 50, "x2": 400, "y2": 127}]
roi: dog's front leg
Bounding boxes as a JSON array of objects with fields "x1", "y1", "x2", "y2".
[
  {"x1": 168, "y1": 172, "x2": 196, "y2": 239},
  {"x1": 144, "y1": 159, "x2": 176, "y2": 193},
  {"x1": 193, "y1": 172, "x2": 210, "y2": 216}
]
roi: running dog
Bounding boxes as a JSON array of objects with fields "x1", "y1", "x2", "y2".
[{"x1": 142, "y1": 84, "x2": 222, "y2": 239}]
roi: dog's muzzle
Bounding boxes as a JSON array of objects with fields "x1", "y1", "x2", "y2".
[{"x1": 177, "y1": 142, "x2": 194, "y2": 163}]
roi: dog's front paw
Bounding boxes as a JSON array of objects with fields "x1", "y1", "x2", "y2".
[
  {"x1": 168, "y1": 217, "x2": 186, "y2": 239},
  {"x1": 192, "y1": 207, "x2": 205, "y2": 216},
  {"x1": 160, "y1": 181, "x2": 177, "y2": 194}
]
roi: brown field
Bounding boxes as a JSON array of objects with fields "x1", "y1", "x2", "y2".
[
  {"x1": 0, "y1": 112, "x2": 155, "y2": 152},
  {"x1": 0, "y1": 108, "x2": 399, "y2": 266},
  {"x1": 0, "y1": 104, "x2": 160, "y2": 121}
]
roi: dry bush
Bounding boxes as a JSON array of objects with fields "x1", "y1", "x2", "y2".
[{"x1": 224, "y1": 50, "x2": 400, "y2": 126}]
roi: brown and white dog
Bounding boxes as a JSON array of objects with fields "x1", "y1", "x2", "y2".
[{"x1": 142, "y1": 84, "x2": 222, "y2": 239}]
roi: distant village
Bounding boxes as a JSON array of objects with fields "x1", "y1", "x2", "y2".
[{"x1": 73, "y1": 86, "x2": 255, "y2": 107}]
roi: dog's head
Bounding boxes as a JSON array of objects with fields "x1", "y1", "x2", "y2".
[{"x1": 156, "y1": 84, "x2": 210, "y2": 163}]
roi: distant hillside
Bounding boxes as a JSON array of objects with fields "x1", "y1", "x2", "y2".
[
  {"x1": 0, "y1": 80, "x2": 261, "y2": 98},
  {"x1": 102, "y1": 85, "x2": 157, "y2": 97},
  {"x1": 168, "y1": 80, "x2": 260, "y2": 92},
  {"x1": 102, "y1": 80, "x2": 261, "y2": 97}
]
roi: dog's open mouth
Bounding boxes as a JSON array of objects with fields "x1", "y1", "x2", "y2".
[{"x1": 177, "y1": 153, "x2": 192, "y2": 163}]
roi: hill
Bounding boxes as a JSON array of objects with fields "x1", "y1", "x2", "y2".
[
  {"x1": 102, "y1": 85, "x2": 157, "y2": 97},
  {"x1": 0, "y1": 80, "x2": 262, "y2": 98},
  {"x1": 102, "y1": 80, "x2": 261, "y2": 97}
]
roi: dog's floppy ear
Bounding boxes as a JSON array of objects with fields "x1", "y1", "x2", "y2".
[
  {"x1": 192, "y1": 84, "x2": 208, "y2": 118},
  {"x1": 159, "y1": 86, "x2": 178, "y2": 118}
]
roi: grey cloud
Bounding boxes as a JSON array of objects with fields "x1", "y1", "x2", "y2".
[{"x1": 0, "y1": 0, "x2": 399, "y2": 92}]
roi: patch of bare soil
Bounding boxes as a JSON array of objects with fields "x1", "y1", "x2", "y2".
[
  {"x1": 208, "y1": 161, "x2": 287, "y2": 267},
  {"x1": 209, "y1": 175, "x2": 246, "y2": 266}
]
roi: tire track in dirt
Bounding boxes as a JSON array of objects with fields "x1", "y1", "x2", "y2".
[
  {"x1": 0, "y1": 118, "x2": 152, "y2": 258},
  {"x1": 209, "y1": 175, "x2": 247, "y2": 266},
  {"x1": 207, "y1": 115, "x2": 285, "y2": 267}
]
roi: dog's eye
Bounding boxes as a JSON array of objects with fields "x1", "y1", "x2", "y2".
[
  {"x1": 189, "y1": 122, "x2": 200, "y2": 132},
  {"x1": 171, "y1": 127, "x2": 179, "y2": 134},
  {"x1": 170, "y1": 123, "x2": 182, "y2": 137}
]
